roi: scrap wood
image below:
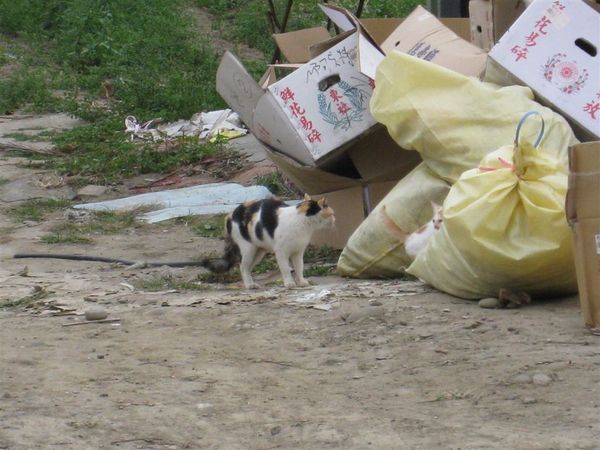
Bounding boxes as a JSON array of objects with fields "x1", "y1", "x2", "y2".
[
  {"x1": 0, "y1": 141, "x2": 60, "y2": 156},
  {"x1": 130, "y1": 172, "x2": 185, "y2": 191},
  {"x1": 62, "y1": 318, "x2": 121, "y2": 327}
]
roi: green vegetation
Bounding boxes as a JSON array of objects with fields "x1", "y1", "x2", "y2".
[
  {"x1": 8, "y1": 198, "x2": 72, "y2": 222},
  {"x1": 0, "y1": 0, "x2": 425, "y2": 183},
  {"x1": 254, "y1": 172, "x2": 301, "y2": 199},
  {"x1": 0, "y1": 286, "x2": 50, "y2": 308},
  {"x1": 195, "y1": 0, "x2": 425, "y2": 57},
  {"x1": 41, "y1": 209, "x2": 142, "y2": 244},
  {"x1": 187, "y1": 215, "x2": 226, "y2": 239}
]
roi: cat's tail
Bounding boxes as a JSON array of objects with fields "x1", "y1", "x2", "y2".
[{"x1": 199, "y1": 217, "x2": 240, "y2": 273}]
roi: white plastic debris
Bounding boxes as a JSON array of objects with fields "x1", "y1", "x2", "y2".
[
  {"x1": 125, "y1": 109, "x2": 248, "y2": 142},
  {"x1": 74, "y1": 182, "x2": 272, "y2": 223}
]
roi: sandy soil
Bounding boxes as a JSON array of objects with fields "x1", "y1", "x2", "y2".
[{"x1": 1, "y1": 115, "x2": 600, "y2": 450}]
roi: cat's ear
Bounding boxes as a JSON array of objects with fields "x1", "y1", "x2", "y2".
[
  {"x1": 317, "y1": 197, "x2": 327, "y2": 207},
  {"x1": 303, "y1": 193, "x2": 311, "y2": 202}
]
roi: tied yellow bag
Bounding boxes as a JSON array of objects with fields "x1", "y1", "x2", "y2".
[{"x1": 407, "y1": 112, "x2": 578, "y2": 299}]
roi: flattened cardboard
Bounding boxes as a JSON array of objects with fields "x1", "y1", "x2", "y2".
[
  {"x1": 360, "y1": 17, "x2": 472, "y2": 45},
  {"x1": 347, "y1": 126, "x2": 422, "y2": 182},
  {"x1": 216, "y1": 51, "x2": 264, "y2": 134},
  {"x1": 272, "y1": 27, "x2": 332, "y2": 63},
  {"x1": 381, "y1": 5, "x2": 488, "y2": 77},
  {"x1": 488, "y1": 0, "x2": 600, "y2": 140},
  {"x1": 567, "y1": 141, "x2": 600, "y2": 328}
]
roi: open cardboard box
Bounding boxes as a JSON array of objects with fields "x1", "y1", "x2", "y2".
[
  {"x1": 486, "y1": 0, "x2": 600, "y2": 141},
  {"x1": 217, "y1": 4, "x2": 487, "y2": 168},
  {"x1": 469, "y1": 0, "x2": 600, "y2": 52},
  {"x1": 469, "y1": 0, "x2": 526, "y2": 51},
  {"x1": 567, "y1": 141, "x2": 600, "y2": 328},
  {"x1": 216, "y1": 4, "x2": 487, "y2": 248}
]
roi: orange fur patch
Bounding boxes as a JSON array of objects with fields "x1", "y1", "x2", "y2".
[{"x1": 379, "y1": 205, "x2": 408, "y2": 242}]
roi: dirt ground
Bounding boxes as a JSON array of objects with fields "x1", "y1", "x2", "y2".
[{"x1": 1, "y1": 115, "x2": 600, "y2": 450}]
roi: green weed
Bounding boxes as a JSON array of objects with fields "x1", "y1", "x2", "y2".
[
  {"x1": 135, "y1": 274, "x2": 208, "y2": 292},
  {"x1": 0, "y1": 286, "x2": 50, "y2": 308},
  {"x1": 8, "y1": 198, "x2": 72, "y2": 222},
  {"x1": 40, "y1": 209, "x2": 142, "y2": 244},
  {"x1": 186, "y1": 215, "x2": 226, "y2": 238},
  {"x1": 254, "y1": 172, "x2": 302, "y2": 199}
]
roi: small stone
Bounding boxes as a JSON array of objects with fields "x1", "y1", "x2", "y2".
[
  {"x1": 85, "y1": 307, "x2": 108, "y2": 321},
  {"x1": 532, "y1": 373, "x2": 552, "y2": 386},
  {"x1": 478, "y1": 297, "x2": 500, "y2": 309},
  {"x1": 512, "y1": 373, "x2": 532, "y2": 384},
  {"x1": 270, "y1": 426, "x2": 281, "y2": 436},
  {"x1": 76, "y1": 185, "x2": 107, "y2": 197},
  {"x1": 522, "y1": 397, "x2": 537, "y2": 405}
]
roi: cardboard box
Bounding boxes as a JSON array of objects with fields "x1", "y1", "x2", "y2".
[
  {"x1": 469, "y1": 0, "x2": 526, "y2": 51},
  {"x1": 218, "y1": 34, "x2": 377, "y2": 167},
  {"x1": 470, "y1": 1, "x2": 600, "y2": 52},
  {"x1": 487, "y1": 0, "x2": 600, "y2": 140},
  {"x1": 216, "y1": 4, "x2": 482, "y2": 246},
  {"x1": 378, "y1": 5, "x2": 488, "y2": 78},
  {"x1": 310, "y1": 181, "x2": 398, "y2": 249},
  {"x1": 272, "y1": 27, "x2": 332, "y2": 63},
  {"x1": 566, "y1": 141, "x2": 600, "y2": 328},
  {"x1": 218, "y1": 5, "x2": 488, "y2": 168}
]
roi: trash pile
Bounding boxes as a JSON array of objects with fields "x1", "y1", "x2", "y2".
[
  {"x1": 125, "y1": 109, "x2": 247, "y2": 143},
  {"x1": 215, "y1": 0, "x2": 599, "y2": 313}
]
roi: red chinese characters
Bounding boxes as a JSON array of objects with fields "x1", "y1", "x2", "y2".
[
  {"x1": 583, "y1": 92, "x2": 600, "y2": 121},
  {"x1": 511, "y1": 1, "x2": 565, "y2": 62},
  {"x1": 279, "y1": 86, "x2": 322, "y2": 144}
]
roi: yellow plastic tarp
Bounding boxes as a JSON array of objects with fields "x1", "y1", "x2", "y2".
[{"x1": 407, "y1": 139, "x2": 578, "y2": 299}]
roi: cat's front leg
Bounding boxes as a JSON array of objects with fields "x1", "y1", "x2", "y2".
[
  {"x1": 291, "y1": 251, "x2": 310, "y2": 287},
  {"x1": 274, "y1": 250, "x2": 296, "y2": 288}
]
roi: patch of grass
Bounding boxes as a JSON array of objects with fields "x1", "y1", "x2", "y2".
[
  {"x1": 49, "y1": 118, "x2": 223, "y2": 183},
  {"x1": 0, "y1": 286, "x2": 50, "y2": 308},
  {"x1": 3, "y1": 130, "x2": 58, "y2": 142},
  {"x1": 254, "y1": 172, "x2": 302, "y2": 199},
  {"x1": 40, "y1": 209, "x2": 142, "y2": 244},
  {"x1": 195, "y1": 0, "x2": 426, "y2": 58},
  {"x1": 187, "y1": 215, "x2": 226, "y2": 238},
  {"x1": 8, "y1": 198, "x2": 72, "y2": 222},
  {"x1": 0, "y1": 65, "x2": 63, "y2": 114},
  {"x1": 41, "y1": 226, "x2": 93, "y2": 244},
  {"x1": 254, "y1": 256, "x2": 278, "y2": 274},
  {"x1": 303, "y1": 245, "x2": 341, "y2": 277},
  {"x1": 135, "y1": 274, "x2": 208, "y2": 292},
  {"x1": 0, "y1": 177, "x2": 9, "y2": 185}
]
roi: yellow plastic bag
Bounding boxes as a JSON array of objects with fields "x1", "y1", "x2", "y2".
[
  {"x1": 337, "y1": 163, "x2": 450, "y2": 278},
  {"x1": 370, "y1": 52, "x2": 578, "y2": 183},
  {"x1": 407, "y1": 112, "x2": 578, "y2": 299}
]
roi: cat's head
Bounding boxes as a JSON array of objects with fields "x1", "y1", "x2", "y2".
[
  {"x1": 298, "y1": 194, "x2": 335, "y2": 227},
  {"x1": 430, "y1": 201, "x2": 443, "y2": 230}
]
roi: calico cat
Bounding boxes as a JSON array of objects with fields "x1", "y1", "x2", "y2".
[
  {"x1": 405, "y1": 201, "x2": 443, "y2": 259},
  {"x1": 202, "y1": 194, "x2": 335, "y2": 289}
]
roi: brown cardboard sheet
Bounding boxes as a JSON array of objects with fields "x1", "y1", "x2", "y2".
[{"x1": 567, "y1": 141, "x2": 600, "y2": 328}]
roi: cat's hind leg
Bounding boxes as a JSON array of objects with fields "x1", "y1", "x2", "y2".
[
  {"x1": 291, "y1": 251, "x2": 310, "y2": 287},
  {"x1": 239, "y1": 245, "x2": 260, "y2": 289},
  {"x1": 274, "y1": 250, "x2": 296, "y2": 288}
]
